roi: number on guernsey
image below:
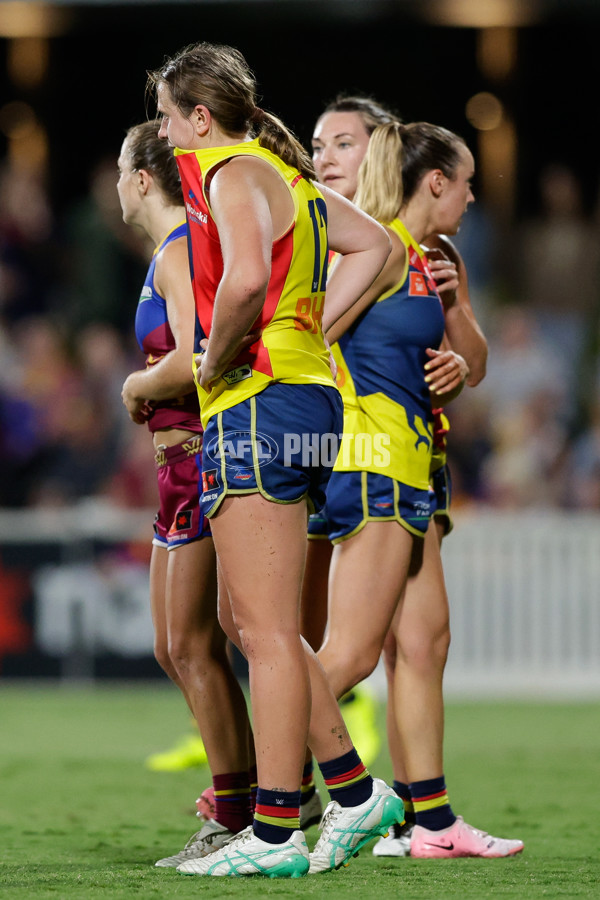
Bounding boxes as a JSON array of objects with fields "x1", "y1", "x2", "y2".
[{"x1": 308, "y1": 197, "x2": 328, "y2": 293}]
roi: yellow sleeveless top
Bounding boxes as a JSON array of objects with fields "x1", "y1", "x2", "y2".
[{"x1": 175, "y1": 139, "x2": 335, "y2": 426}]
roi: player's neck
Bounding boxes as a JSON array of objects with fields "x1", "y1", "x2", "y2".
[{"x1": 148, "y1": 204, "x2": 186, "y2": 246}]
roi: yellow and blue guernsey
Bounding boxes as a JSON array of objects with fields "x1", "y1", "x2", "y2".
[
  {"x1": 431, "y1": 407, "x2": 450, "y2": 473},
  {"x1": 333, "y1": 218, "x2": 445, "y2": 491},
  {"x1": 430, "y1": 406, "x2": 453, "y2": 533},
  {"x1": 174, "y1": 138, "x2": 334, "y2": 428}
]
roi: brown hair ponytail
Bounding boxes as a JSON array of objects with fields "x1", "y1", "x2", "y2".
[{"x1": 147, "y1": 42, "x2": 315, "y2": 180}]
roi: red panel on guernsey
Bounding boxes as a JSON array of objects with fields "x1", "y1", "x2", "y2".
[
  {"x1": 178, "y1": 151, "x2": 302, "y2": 379},
  {"x1": 179, "y1": 153, "x2": 221, "y2": 340},
  {"x1": 240, "y1": 227, "x2": 296, "y2": 378}
]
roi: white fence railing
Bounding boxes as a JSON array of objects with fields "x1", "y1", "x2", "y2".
[
  {"x1": 440, "y1": 510, "x2": 600, "y2": 697},
  {"x1": 1, "y1": 506, "x2": 599, "y2": 696}
]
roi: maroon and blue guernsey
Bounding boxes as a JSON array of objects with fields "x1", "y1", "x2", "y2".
[{"x1": 134, "y1": 221, "x2": 203, "y2": 435}]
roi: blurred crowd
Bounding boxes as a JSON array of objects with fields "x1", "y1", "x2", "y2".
[
  {"x1": 0, "y1": 154, "x2": 158, "y2": 510},
  {"x1": 2, "y1": 154, "x2": 600, "y2": 512}
]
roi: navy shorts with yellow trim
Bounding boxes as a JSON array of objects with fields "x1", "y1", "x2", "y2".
[
  {"x1": 307, "y1": 506, "x2": 331, "y2": 540},
  {"x1": 326, "y1": 469, "x2": 431, "y2": 544},
  {"x1": 153, "y1": 435, "x2": 212, "y2": 549},
  {"x1": 200, "y1": 382, "x2": 343, "y2": 519},
  {"x1": 430, "y1": 463, "x2": 453, "y2": 535}
]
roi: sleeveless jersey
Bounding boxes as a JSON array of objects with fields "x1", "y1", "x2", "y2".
[
  {"x1": 134, "y1": 221, "x2": 203, "y2": 435},
  {"x1": 174, "y1": 138, "x2": 334, "y2": 425},
  {"x1": 333, "y1": 218, "x2": 446, "y2": 490}
]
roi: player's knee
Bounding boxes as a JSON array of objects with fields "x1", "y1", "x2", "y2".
[
  {"x1": 398, "y1": 625, "x2": 450, "y2": 673},
  {"x1": 154, "y1": 637, "x2": 171, "y2": 672},
  {"x1": 167, "y1": 622, "x2": 224, "y2": 668},
  {"x1": 217, "y1": 608, "x2": 241, "y2": 647},
  {"x1": 321, "y1": 643, "x2": 379, "y2": 697},
  {"x1": 154, "y1": 644, "x2": 179, "y2": 684},
  {"x1": 349, "y1": 649, "x2": 380, "y2": 688},
  {"x1": 236, "y1": 624, "x2": 298, "y2": 665}
]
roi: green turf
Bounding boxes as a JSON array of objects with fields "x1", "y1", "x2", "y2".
[{"x1": 0, "y1": 683, "x2": 598, "y2": 898}]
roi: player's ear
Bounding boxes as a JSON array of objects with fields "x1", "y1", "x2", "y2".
[
  {"x1": 137, "y1": 168, "x2": 152, "y2": 195},
  {"x1": 194, "y1": 104, "x2": 211, "y2": 137},
  {"x1": 429, "y1": 169, "x2": 446, "y2": 198}
]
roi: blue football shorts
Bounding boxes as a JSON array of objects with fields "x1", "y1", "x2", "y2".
[
  {"x1": 307, "y1": 505, "x2": 331, "y2": 541},
  {"x1": 429, "y1": 462, "x2": 453, "y2": 535},
  {"x1": 200, "y1": 382, "x2": 343, "y2": 519},
  {"x1": 325, "y1": 469, "x2": 432, "y2": 544}
]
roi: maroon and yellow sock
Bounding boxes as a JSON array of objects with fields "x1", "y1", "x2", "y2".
[
  {"x1": 319, "y1": 747, "x2": 372, "y2": 807},
  {"x1": 213, "y1": 772, "x2": 253, "y2": 833},
  {"x1": 248, "y1": 763, "x2": 258, "y2": 813},
  {"x1": 410, "y1": 776, "x2": 456, "y2": 831},
  {"x1": 301, "y1": 759, "x2": 316, "y2": 805},
  {"x1": 253, "y1": 788, "x2": 300, "y2": 843}
]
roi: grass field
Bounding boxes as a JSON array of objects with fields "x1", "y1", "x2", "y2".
[{"x1": 0, "y1": 683, "x2": 598, "y2": 899}]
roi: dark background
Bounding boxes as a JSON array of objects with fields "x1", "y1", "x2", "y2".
[{"x1": 1, "y1": 0, "x2": 600, "y2": 217}]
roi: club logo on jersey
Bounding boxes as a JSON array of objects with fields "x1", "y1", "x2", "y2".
[
  {"x1": 202, "y1": 469, "x2": 219, "y2": 492},
  {"x1": 410, "y1": 247, "x2": 438, "y2": 294},
  {"x1": 408, "y1": 414, "x2": 432, "y2": 453},
  {"x1": 409, "y1": 271, "x2": 429, "y2": 296}
]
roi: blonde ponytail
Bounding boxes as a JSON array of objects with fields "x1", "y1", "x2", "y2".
[{"x1": 353, "y1": 122, "x2": 404, "y2": 224}]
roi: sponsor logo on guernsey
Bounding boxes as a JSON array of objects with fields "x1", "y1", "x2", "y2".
[
  {"x1": 186, "y1": 191, "x2": 207, "y2": 226},
  {"x1": 186, "y1": 202, "x2": 207, "y2": 225},
  {"x1": 222, "y1": 363, "x2": 253, "y2": 385},
  {"x1": 139, "y1": 285, "x2": 153, "y2": 302}
]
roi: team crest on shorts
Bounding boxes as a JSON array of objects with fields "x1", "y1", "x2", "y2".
[
  {"x1": 170, "y1": 510, "x2": 193, "y2": 533},
  {"x1": 202, "y1": 469, "x2": 219, "y2": 492}
]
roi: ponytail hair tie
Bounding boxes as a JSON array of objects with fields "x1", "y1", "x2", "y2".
[{"x1": 251, "y1": 106, "x2": 265, "y2": 124}]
